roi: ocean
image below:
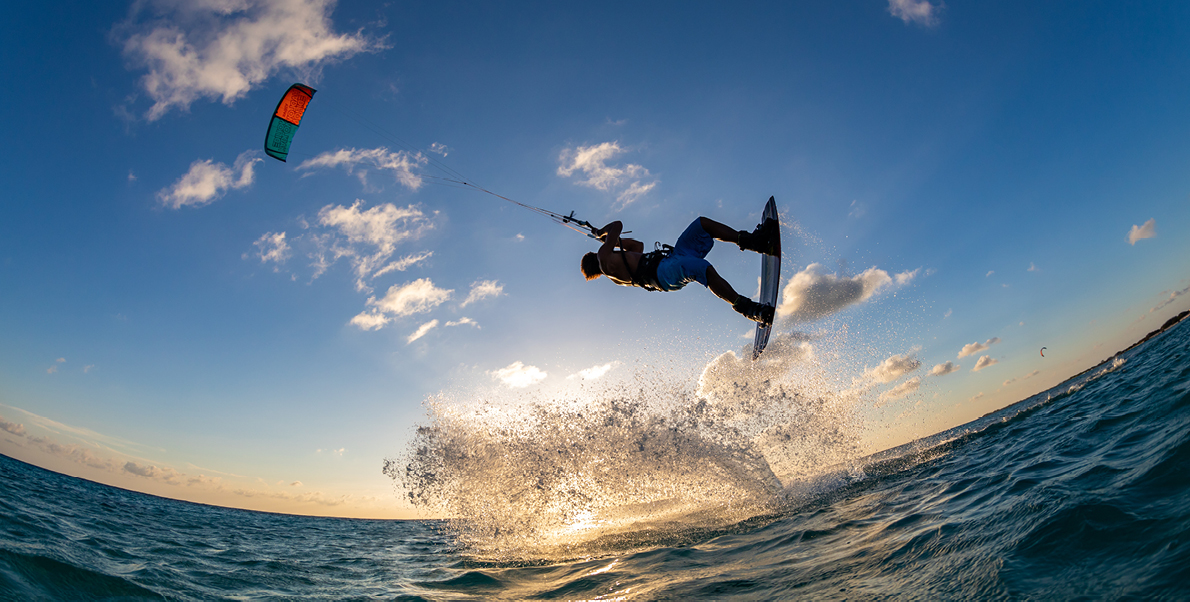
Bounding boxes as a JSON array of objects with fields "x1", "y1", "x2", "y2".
[{"x1": 2, "y1": 318, "x2": 1189, "y2": 600}]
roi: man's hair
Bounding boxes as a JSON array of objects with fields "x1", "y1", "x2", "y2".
[{"x1": 581, "y1": 252, "x2": 602, "y2": 280}]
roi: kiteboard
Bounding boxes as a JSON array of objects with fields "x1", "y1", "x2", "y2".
[{"x1": 752, "y1": 196, "x2": 781, "y2": 360}]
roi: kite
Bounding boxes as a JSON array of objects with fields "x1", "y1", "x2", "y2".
[{"x1": 264, "y1": 84, "x2": 316, "y2": 162}]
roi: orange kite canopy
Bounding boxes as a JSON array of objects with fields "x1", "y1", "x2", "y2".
[{"x1": 264, "y1": 84, "x2": 317, "y2": 162}]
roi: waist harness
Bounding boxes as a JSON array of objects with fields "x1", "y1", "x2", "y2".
[{"x1": 621, "y1": 244, "x2": 673, "y2": 292}]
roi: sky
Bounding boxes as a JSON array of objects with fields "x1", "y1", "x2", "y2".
[{"x1": 2, "y1": 0, "x2": 1189, "y2": 519}]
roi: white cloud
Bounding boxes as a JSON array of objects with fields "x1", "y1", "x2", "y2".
[
  {"x1": 1128, "y1": 218, "x2": 1157, "y2": 245},
  {"x1": 1023, "y1": 370, "x2": 1040, "y2": 380},
  {"x1": 489, "y1": 361, "x2": 547, "y2": 388},
  {"x1": 986, "y1": 270, "x2": 995, "y2": 278},
  {"x1": 888, "y1": 0, "x2": 940, "y2": 27},
  {"x1": 865, "y1": 352, "x2": 921, "y2": 383},
  {"x1": 848, "y1": 200, "x2": 866, "y2": 218},
  {"x1": 1003, "y1": 377, "x2": 1017, "y2": 387},
  {"x1": 372, "y1": 251, "x2": 432, "y2": 280},
  {"x1": 879, "y1": 376, "x2": 921, "y2": 404},
  {"x1": 28, "y1": 437, "x2": 117, "y2": 471},
  {"x1": 930, "y1": 361, "x2": 960, "y2": 377},
  {"x1": 348, "y1": 311, "x2": 389, "y2": 331},
  {"x1": 406, "y1": 319, "x2": 439, "y2": 344},
  {"x1": 158, "y1": 151, "x2": 260, "y2": 209},
  {"x1": 251, "y1": 231, "x2": 291, "y2": 268},
  {"x1": 351, "y1": 278, "x2": 452, "y2": 330},
  {"x1": 777, "y1": 263, "x2": 903, "y2": 321},
  {"x1": 1150, "y1": 283, "x2": 1190, "y2": 314},
  {"x1": 944, "y1": 308, "x2": 953, "y2": 318},
  {"x1": 567, "y1": 361, "x2": 620, "y2": 380},
  {"x1": 429, "y1": 142, "x2": 449, "y2": 156},
  {"x1": 123, "y1": 461, "x2": 183, "y2": 484},
  {"x1": 973, "y1": 355, "x2": 998, "y2": 372},
  {"x1": 298, "y1": 148, "x2": 427, "y2": 190},
  {"x1": 557, "y1": 141, "x2": 657, "y2": 208},
  {"x1": 445, "y1": 317, "x2": 479, "y2": 328},
  {"x1": 460, "y1": 280, "x2": 504, "y2": 307},
  {"x1": 0, "y1": 416, "x2": 26, "y2": 437},
  {"x1": 1028, "y1": 262, "x2": 1039, "y2": 272},
  {"x1": 120, "y1": 0, "x2": 382, "y2": 120},
  {"x1": 313, "y1": 201, "x2": 435, "y2": 291},
  {"x1": 895, "y1": 269, "x2": 920, "y2": 286},
  {"x1": 971, "y1": 392, "x2": 984, "y2": 401},
  {"x1": 958, "y1": 337, "x2": 1001, "y2": 359}
]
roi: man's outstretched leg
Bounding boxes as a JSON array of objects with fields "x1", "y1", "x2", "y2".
[
  {"x1": 706, "y1": 266, "x2": 774, "y2": 325},
  {"x1": 697, "y1": 217, "x2": 779, "y2": 256}
]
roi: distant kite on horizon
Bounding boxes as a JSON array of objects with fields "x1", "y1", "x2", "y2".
[{"x1": 1041, "y1": 347, "x2": 1047, "y2": 357}]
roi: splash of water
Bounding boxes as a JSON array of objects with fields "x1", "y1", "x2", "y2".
[{"x1": 385, "y1": 332, "x2": 867, "y2": 560}]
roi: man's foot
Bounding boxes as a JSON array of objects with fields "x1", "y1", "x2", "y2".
[
  {"x1": 733, "y1": 295, "x2": 775, "y2": 325},
  {"x1": 737, "y1": 218, "x2": 779, "y2": 256}
]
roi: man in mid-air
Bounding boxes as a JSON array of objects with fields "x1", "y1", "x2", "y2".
[{"x1": 581, "y1": 215, "x2": 779, "y2": 324}]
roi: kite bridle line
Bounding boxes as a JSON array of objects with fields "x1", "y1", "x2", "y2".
[{"x1": 314, "y1": 96, "x2": 614, "y2": 242}]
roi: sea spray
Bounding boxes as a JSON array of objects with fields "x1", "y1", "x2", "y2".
[{"x1": 387, "y1": 332, "x2": 866, "y2": 559}]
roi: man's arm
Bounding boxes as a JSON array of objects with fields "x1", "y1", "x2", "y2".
[
  {"x1": 592, "y1": 220, "x2": 623, "y2": 268},
  {"x1": 595, "y1": 221, "x2": 624, "y2": 256},
  {"x1": 618, "y1": 237, "x2": 644, "y2": 253}
]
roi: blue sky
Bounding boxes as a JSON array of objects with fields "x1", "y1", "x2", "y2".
[{"x1": 1, "y1": 0, "x2": 1188, "y2": 518}]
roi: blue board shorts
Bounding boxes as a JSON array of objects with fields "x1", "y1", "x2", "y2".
[{"x1": 655, "y1": 219, "x2": 715, "y2": 291}]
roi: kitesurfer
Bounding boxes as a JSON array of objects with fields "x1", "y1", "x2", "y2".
[{"x1": 581, "y1": 217, "x2": 779, "y2": 324}]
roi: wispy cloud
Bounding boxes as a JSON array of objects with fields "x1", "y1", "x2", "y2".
[
  {"x1": 973, "y1": 355, "x2": 998, "y2": 372},
  {"x1": 848, "y1": 200, "x2": 866, "y2": 218},
  {"x1": 865, "y1": 352, "x2": 921, "y2": 383},
  {"x1": 158, "y1": 151, "x2": 260, "y2": 209},
  {"x1": 489, "y1": 361, "x2": 547, "y2": 388},
  {"x1": 0, "y1": 415, "x2": 26, "y2": 437},
  {"x1": 777, "y1": 263, "x2": 914, "y2": 321},
  {"x1": 28, "y1": 437, "x2": 117, "y2": 471},
  {"x1": 406, "y1": 319, "x2": 439, "y2": 344},
  {"x1": 557, "y1": 141, "x2": 657, "y2": 209},
  {"x1": 1128, "y1": 218, "x2": 1157, "y2": 245},
  {"x1": 930, "y1": 361, "x2": 960, "y2": 376},
  {"x1": 878, "y1": 376, "x2": 922, "y2": 405},
  {"x1": 250, "y1": 231, "x2": 291, "y2": 269},
  {"x1": 445, "y1": 317, "x2": 478, "y2": 328},
  {"x1": 118, "y1": 0, "x2": 383, "y2": 120},
  {"x1": 298, "y1": 148, "x2": 428, "y2": 190},
  {"x1": 1150, "y1": 283, "x2": 1190, "y2": 314},
  {"x1": 124, "y1": 461, "x2": 184, "y2": 485},
  {"x1": 312, "y1": 201, "x2": 435, "y2": 291},
  {"x1": 350, "y1": 278, "x2": 452, "y2": 331},
  {"x1": 460, "y1": 280, "x2": 504, "y2": 307},
  {"x1": 888, "y1": 0, "x2": 941, "y2": 27},
  {"x1": 567, "y1": 361, "x2": 620, "y2": 380},
  {"x1": 958, "y1": 337, "x2": 1000, "y2": 359}
]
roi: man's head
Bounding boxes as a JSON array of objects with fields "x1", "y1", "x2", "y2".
[{"x1": 581, "y1": 252, "x2": 602, "y2": 280}]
